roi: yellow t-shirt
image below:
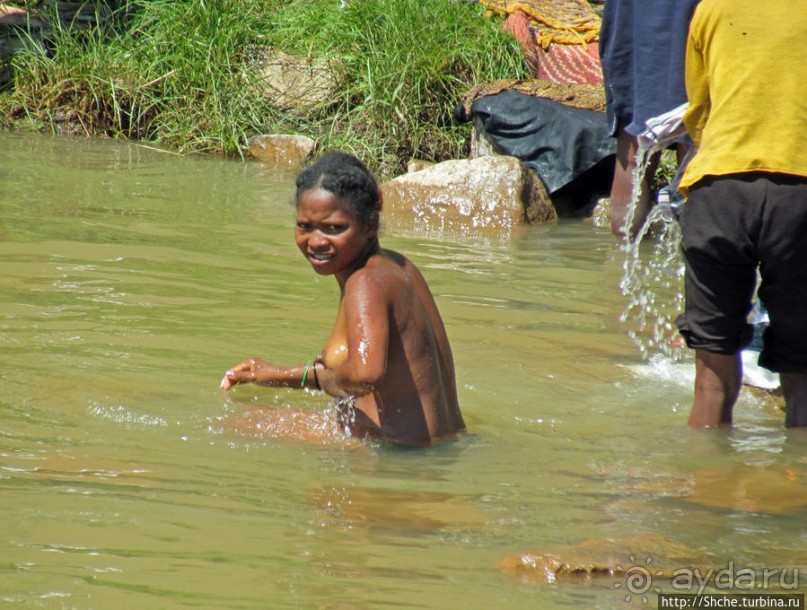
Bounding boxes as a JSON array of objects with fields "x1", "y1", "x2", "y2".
[{"x1": 679, "y1": 0, "x2": 807, "y2": 196}]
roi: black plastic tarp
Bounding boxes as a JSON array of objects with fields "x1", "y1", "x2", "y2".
[{"x1": 465, "y1": 89, "x2": 616, "y2": 195}]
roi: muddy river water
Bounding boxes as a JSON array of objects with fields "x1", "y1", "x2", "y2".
[{"x1": 1, "y1": 132, "x2": 805, "y2": 609}]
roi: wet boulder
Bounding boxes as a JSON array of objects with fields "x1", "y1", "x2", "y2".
[
  {"x1": 380, "y1": 155, "x2": 557, "y2": 238},
  {"x1": 248, "y1": 134, "x2": 317, "y2": 170}
]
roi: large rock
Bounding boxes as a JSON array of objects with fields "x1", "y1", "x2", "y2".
[
  {"x1": 253, "y1": 48, "x2": 336, "y2": 112},
  {"x1": 248, "y1": 134, "x2": 317, "y2": 170},
  {"x1": 380, "y1": 155, "x2": 557, "y2": 238}
]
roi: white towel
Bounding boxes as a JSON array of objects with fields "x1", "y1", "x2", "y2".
[{"x1": 638, "y1": 102, "x2": 690, "y2": 154}]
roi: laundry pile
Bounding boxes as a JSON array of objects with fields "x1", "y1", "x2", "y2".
[{"x1": 479, "y1": 0, "x2": 603, "y2": 85}]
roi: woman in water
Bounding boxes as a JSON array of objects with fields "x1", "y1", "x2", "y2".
[{"x1": 220, "y1": 152, "x2": 465, "y2": 446}]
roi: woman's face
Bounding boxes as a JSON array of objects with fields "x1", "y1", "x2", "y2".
[{"x1": 295, "y1": 188, "x2": 377, "y2": 278}]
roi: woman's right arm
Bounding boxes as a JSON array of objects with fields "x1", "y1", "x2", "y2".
[
  {"x1": 316, "y1": 272, "x2": 391, "y2": 398},
  {"x1": 220, "y1": 357, "x2": 317, "y2": 391}
]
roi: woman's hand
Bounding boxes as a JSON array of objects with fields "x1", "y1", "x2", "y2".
[{"x1": 220, "y1": 357, "x2": 283, "y2": 390}]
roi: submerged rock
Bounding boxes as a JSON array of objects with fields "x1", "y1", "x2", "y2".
[
  {"x1": 661, "y1": 463, "x2": 807, "y2": 516},
  {"x1": 309, "y1": 487, "x2": 488, "y2": 532},
  {"x1": 248, "y1": 134, "x2": 317, "y2": 170},
  {"x1": 380, "y1": 155, "x2": 557, "y2": 238},
  {"x1": 590, "y1": 196, "x2": 612, "y2": 227},
  {"x1": 501, "y1": 534, "x2": 710, "y2": 584}
]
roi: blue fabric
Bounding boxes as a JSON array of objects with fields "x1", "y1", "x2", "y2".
[{"x1": 599, "y1": 0, "x2": 700, "y2": 137}]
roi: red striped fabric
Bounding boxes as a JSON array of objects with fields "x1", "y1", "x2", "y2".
[{"x1": 505, "y1": 11, "x2": 604, "y2": 85}]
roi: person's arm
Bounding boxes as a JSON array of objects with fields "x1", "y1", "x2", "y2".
[
  {"x1": 220, "y1": 358, "x2": 319, "y2": 391},
  {"x1": 317, "y1": 272, "x2": 390, "y2": 398}
]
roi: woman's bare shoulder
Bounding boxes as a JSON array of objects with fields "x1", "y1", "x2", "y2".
[
  {"x1": 379, "y1": 249, "x2": 427, "y2": 278},
  {"x1": 345, "y1": 252, "x2": 402, "y2": 292},
  {"x1": 380, "y1": 248, "x2": 407, "y2": 267},
  {"x1": 344, "y1": 250, "x2": 421, "y2": 303}
]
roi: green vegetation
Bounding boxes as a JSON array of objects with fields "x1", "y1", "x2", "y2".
[{"x1": 1, "y1": 0, "x2": 527, "y2": 175}]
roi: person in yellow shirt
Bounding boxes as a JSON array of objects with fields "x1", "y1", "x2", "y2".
[{"x1": 675, "y1": 0, "x2": 807, "y2": 427}]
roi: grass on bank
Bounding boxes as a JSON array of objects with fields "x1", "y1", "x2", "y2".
[{"x1": 0, "y1": 0, "x2": 527, "y2": 175}]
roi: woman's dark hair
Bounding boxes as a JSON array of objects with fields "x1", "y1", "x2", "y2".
[{"x1": 295, "y1": 151, "x2": 380, "y2": 227}]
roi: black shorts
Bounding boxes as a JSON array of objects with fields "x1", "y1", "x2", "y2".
[{"x1": 675, "y1": 172, "x2": 807, "y2": 373}]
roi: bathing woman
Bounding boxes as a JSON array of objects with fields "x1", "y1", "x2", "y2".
[{"x1": 220, "y1": 152, "x2": 465, "y2": 446}]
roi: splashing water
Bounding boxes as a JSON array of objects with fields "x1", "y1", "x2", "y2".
[
  {"x1": 336, "y1": 396, "x2": 358, "y2": 436},
  {"x1": 618, "y1": 147, "x2": 688, "y2": 362}
]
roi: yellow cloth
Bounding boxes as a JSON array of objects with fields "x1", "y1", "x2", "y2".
[
  {"x1": 679, "y1": 0, "x2": 807, "y2": 196},
  {"x1": 479, "y1": 0, "x2": 600, "y2": 48}
]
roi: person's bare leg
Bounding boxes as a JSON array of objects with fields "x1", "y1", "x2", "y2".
[
  {"x1": 781, "y1": 373, "x2": 807, "y2": 427},
  {"x1": 688, "y1": 349, "x2": 741, "y2": 427},
  {"x1": 609, "y1": 128, "x2": 659, "y2": 239}
]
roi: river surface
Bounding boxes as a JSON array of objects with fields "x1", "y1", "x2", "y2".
[{"x1": 2, "y1": 132, "x2": 805, "y2": 609}]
